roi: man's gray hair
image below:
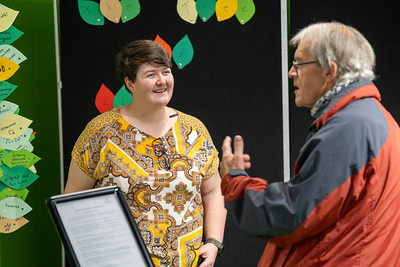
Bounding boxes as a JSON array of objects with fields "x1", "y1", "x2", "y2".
[{"x1": 290, "y1": 22, "x2": 376, "y2": 83}]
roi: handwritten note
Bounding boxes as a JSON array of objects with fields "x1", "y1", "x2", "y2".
[
  {"x1": 100, "y1": 0, "x2": 122, "y2": 23},
  {"x1": 0, "y1": 165, "x2": 39, "y2": 190},
  {"x1": 177, "y1": 0, "x2": 198, "y2": 24},
  {"x1": 196, "y1": 0, "x2": 216, "y2": 22},
  {"x1": 0, "y1": 26, "x2": 23, "y2": 45},
  {"x1": 0, "y1": 196, "x2": 32, "y2": 219},
  {"x1": 0, "y1": 44, "x2": 27, "y2": 64},
  {"x1": 3, "y1": 149, "x2": 41, "y2": 168},
  {"x1": 120, "y1": 0, "x2": 141, "y2": 23},
  {"x1": 0, "y1": 100, "x2": 18, "y2": 120},
  {"x1": 172, "y1": 35, "x2": 194, "y2": 69},
  {"x1": 0, "y1": 7, "x2": 19, "y2": 33},
  {"x1": 0, "y1": 128, "x2": 33, "y2": 151},
  {"x1": 0, "y1": 215, "x2": 29, "y2": 233},
  {"x1": 0, "y1": 187, "x2": 29, "y2": 201},
  {"x1": 0, "y1": 56, "x2": 20, "y2": 81},
  {"x1": 78, "y1": 0, "x2": 105, "y2": 26},
  {"x1": 0, "y1": 113, "x2": 32, "y2": 139},
  {"x1": 215, "y1": 0, "x2": 238, "y2": 22},
  {"x1": 0, "y1": 81, "x2": 17, "y2": 100},
  {"x1": 236, "y1": 0, "x2": 255, "y2": 25}
]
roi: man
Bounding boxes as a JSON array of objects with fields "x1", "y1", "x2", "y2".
[{"x1": 220, "y1": 22, "x2": 400, "y2": 266}]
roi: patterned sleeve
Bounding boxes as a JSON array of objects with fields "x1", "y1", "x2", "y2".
[{"x1": 71, "y1": 120, "x2": 95, "y2": 178}]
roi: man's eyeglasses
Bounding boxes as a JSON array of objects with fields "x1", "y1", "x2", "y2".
[
  {"x1": 150, "y1": 138, "x2": 170, "y2": 170},
  {"x1": 292, "y1": 60, "x2": 318, "y2": 72}
]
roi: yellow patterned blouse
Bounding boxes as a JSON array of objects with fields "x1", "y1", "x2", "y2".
[{"x1": 72, "y1": 107, "x2": 219, "y2": 267}]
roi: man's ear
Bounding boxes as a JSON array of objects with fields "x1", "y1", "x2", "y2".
[{"x1": 325, "y1": 61, "x2": 338, "y2": 82}]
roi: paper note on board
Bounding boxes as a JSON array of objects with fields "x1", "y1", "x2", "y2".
[
  {"x1": 215, "y1": 0, "x2": 238, "y2": 22},
  {"x1": 0, "y1": 216, "x2": 29, "y2": 233},
  {"x1": 0, "y1": 165, "x2": 39, "y2": 190},
  {"x1": 0, "y1": 187, "x2": 29, "y2": 201},
  {"x1": 0, "y1": 7, "x2": 19, "y2": 33},
  {"x1": 0, "y1": 57, "x2": 20, "y2": 81},
  {"x1": 120, "y1": 0, "x2": 141, "y2": 23},
  {"x1": 235, "y1": 0, "x2": 255, "y2": 25},
  {"x1": 2, "y1": 149, "x2": 41, "y2": 168},
  {"x1": 78, "y1": 0, "x2": 105, "y2": 26},
  {"x1": 0, "y1": 44, "x2": 27, "y2": 64},
  {"x1": 177, "y1": 0, "x2": 198, "y2": 24},
  {"x1": 0, "y1": 113, "x2": 32, "y2": 139},
  {"x1": 155, "y1": 35, "x2": 172, "y2": 59},
  {"x1": 0, "y1": 100, "x2": 18, "y2": 120},
  {"x1": 100, "y1": 0, "x2": 122, "y2": 23},
  {"x1": 113, "y1": 85, "x2": 132, "y2": 108},
  {"x1": 95, "y1": 84, "x2": 114, "y2": 113},
  {"x1": 172, "y1": 35, "x2": 194, "y2": 69},
  {"x1": 0, "y1": 26, "x2": 23, "y2": 45},
  {"x1": 0, "y1": 81, "x2": 17, "y2": 100},
  {"x1": 0, "y1": 197, "x2": 32, "y2": 219},
  {"x1": 0, "y1": 128, "x2": 33, "y2": 151},
  {"x1": 196, "y1": 0, "x2": 216, "y2": 22}
]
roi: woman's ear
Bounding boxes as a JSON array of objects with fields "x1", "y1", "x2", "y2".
[{"x1": 125, "y1": 77, "x2": 134, "y2": 93}]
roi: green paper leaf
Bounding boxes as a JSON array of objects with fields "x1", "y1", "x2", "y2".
[
  {"x1": 0, "y1": 100, "x2": 19, "y2": 120},
  {"x1": 3, "y1": 149, "x2": 41, "y2": 168},
  {"x1": 0, "y1": 196, "x2": 32, "y2": 219},
  {"x1": 113, "y1": 85, "x2": 132, "y2": 108},
  {"x1": 0, "y1": 26, "x2": 24, "y2": 45},
  {"x1": 0, "y1": 81, "x2": 17, "y2": 101},
  {"x1": 172, "y1": 35, "x2": 194, "y2": 69},
  {"x1": 235, "y1": 0, "x2": 255, "y2": 25},
  {"x1": 0, "y1": 165, "x2": 39, "y2": 190},
  {"x1": 0, "y1": 187, "x2": 28, "y2": 201},
  {"x1": 0, "y1": 128, "x2": 33, "y2": 151},
  {"x1": 120, "y1": 0, "x2": 141, "y2": 23},
  {"x1": 78, "y1": 0, "x2": 105, "y2": 26},
  {"x1": 196, "y1": 0, "x2": 216, "y2": 22}
]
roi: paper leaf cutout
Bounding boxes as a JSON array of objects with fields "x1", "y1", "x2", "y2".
[
  {"x1": 78, "y1": 0, "x2": 105, "y2": 26},
  {"x1": 0, "y1": 187, "x2": 29, "y2": 201},
  {"x1": 172, "y1": 35, "x2": 194, "y2": 69},
  {"x1": 0, "y1": 165, "x2": 39, "y2": 190},
  {"x1": 177, "y1": 0, "x2": 198, "y2": 24},
  {"x1": 100, "y1": 0, "x2": 122, "y2": 23},
  {"x1": 236, "y1": 0, "x2": 255, "y2": 25},
  {"x1": 29, "y1": 164, "x2": 36, "y2": 174},
  {"x1": 3, "y1": 149, "x2": 41, "y2": 168},
  {"x1": 95, "y1": 84, "x2": 115, "y2": 113},
  {"x1": 215, "y1": 0, "x2": 238, "y2": 22},
  {"x1": 0, "y1": 8, "x2": 19, "y2": 33},
  {"x1": 0, "y1": 81, "x2": 17, "y2": 100},
  {"x1": 0, "y1": 100, "x2": 18, "y2": 120},
  {"x1": 196, "y1": 0, "x2": 216, "y2": 22},
  {"x1": 120, "y1": 0, "x2": 141, "y2": 23},
  {"x1": 29, "y1": 132, "x2": 35, "y2": 142},
  {"x1": 0, "y1": 216, "x2": 29, "y2": 233},
  {"x1": 0, "y1": 149, "x2": 9, "y2": 162},
  {"x1": 0, "y1": 114, "x2": 32, "y2": 139},
  {"x1": 0, "y1": 26, "x2": 24, "y2": 45},
  {"x1": 0, "y1": 128, "x2": 33, "y2": 151},
  {"x1": 154, "y1": 35, "x2": 172, "y2": 59},
  {"x1": 0, "y1": 181, "x2": 5, "y2": 192},
  {"x1": 0, "y1": 197, "x2": 32, "y2": 219},
  {"x1": 0, "y1": 44, "x2": 27, "y2": 64},
  {"x1": 0, "y1": 57, "x2": 20, "y2": 81},
  {"x1": 113, "y1": 85, "x2": 132, "y2": 108}
]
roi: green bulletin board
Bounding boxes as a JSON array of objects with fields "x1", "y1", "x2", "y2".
[{"x1": 0, "y1": 0, "x2": 62, "y2": 266}]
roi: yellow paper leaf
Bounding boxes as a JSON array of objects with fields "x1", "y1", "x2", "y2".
[
  {"x1": 177, "y1": 0, "x2": 198, "y2": 24},
  {"x1": 0, "y1": 8, "x2": 19, "y2": 33},
  {"x1": 215, "y1": 0, "x2": 238, "y2": 22},
  {"x1": 0, "y1": 114, "x2": 32, "y2": 139},
  {"x1": 0, "y1": 57, "x2": 19, "y2": 81},
  {"x1": 0, "y1": 215, "x2": 29, "y2": 233}
]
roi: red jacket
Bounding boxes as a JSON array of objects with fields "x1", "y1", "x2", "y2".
[{"x1": 222, "y1": 79, "x2": 400, "y2": 266}]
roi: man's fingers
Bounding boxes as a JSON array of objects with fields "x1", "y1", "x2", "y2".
[
  {"x1": 221, "y1": 136, "x2": 232, "y2": 156},
  {"x1": 233, "y1": 135, "x2": 245, "y2": 156}
]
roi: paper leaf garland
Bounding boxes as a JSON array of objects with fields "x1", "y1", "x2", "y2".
[
  {"x1": 215, "y1": 0, "x2": 238, "y2": 22},
  {"x1": 78, "y1": 0, "x2": 105, "y2": 26},
  {"x1": 0, "y1": 26, "x2": 24, "y2": 45},
  {"x1": 0, "y1": 216, "x2": 29, "y2": 233},
  {"x1": 0, "y1": 7, "x2": 19, "y2": 33},
  {"x1": 177, "y1": 0, "x2": 198, "y2": 24},
  {"x1": 0, "y1": 197, "x2": 31, "y2": 219},
  {"x1": 95, "y1": 84, "x2": 114, "y2": 113},
  {"x1": 235, "y1": 0, "x2": 255, "y2": 25},
  {"x1": 0, "y1": 44, "x2": 27, "y2": 64},
  {"x1": 0, "y1": 113, "x2": 32, "y2": 139},
  {"x1": 196, "y1": 0, "x2": 216, "y2": 22},
  {"x1": 0, "y1": 57, "x2": 20, "y2": 81},
  {"x1": 100, "y1": 0, "x2": 122, "y2": 24},
  {"x1": 0, "y1": 128, "x2": 33, "y2": 151},
  {"x1": 0, "y1": 187, "x2": 29, "y2": 201},
  {"x1": 154, "y1": 35, "x2": 172, "y2": 59},
  {"x1": 0, "y1": 81, "x2": 17, "y2": 101},
  {"x1": 113, "y1": 85, "x2": 132, "y2": 108},
  {"x1": 0, "y1": 165, "x2": 39, "y2": 190},
  {"x1": 120, "y1": 0, "x2": 141, "y2": 23},
  {"x1": 172, "y1": 35, "x2": 194, "y2": 69}
]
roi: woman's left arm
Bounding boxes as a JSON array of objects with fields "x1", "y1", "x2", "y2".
[{"x1": 199, "y1": 172, "x2": 227, "y2": 266}]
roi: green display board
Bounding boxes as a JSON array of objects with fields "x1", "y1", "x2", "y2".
[{"x1": 0, "y1": 0, "x2": 62, "y2": 266}]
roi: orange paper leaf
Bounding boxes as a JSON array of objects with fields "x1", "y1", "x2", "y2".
[{"x1": 95, "y1": 84, "x2": 115, "y2": 113}]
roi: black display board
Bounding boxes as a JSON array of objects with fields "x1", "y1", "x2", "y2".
[{"x1": 59, "y1": 1, "x2": 283, "y2": 266}]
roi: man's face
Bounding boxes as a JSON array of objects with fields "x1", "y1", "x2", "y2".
[{"x1": 288, "y1": 41, "x2": 330, "y2": 108}]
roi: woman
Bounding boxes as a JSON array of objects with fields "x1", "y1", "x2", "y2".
[{"x1": 64, "y1": 40, "x2": 226, "y2": 267}]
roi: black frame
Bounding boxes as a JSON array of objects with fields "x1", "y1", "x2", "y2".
[{"x1": 46, "y1": 186, "x2": 154, "y2": 267}]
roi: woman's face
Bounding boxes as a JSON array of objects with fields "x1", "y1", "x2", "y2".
[{"x1": 126, "y1": 63, "x2": 174, "y2": 108}]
